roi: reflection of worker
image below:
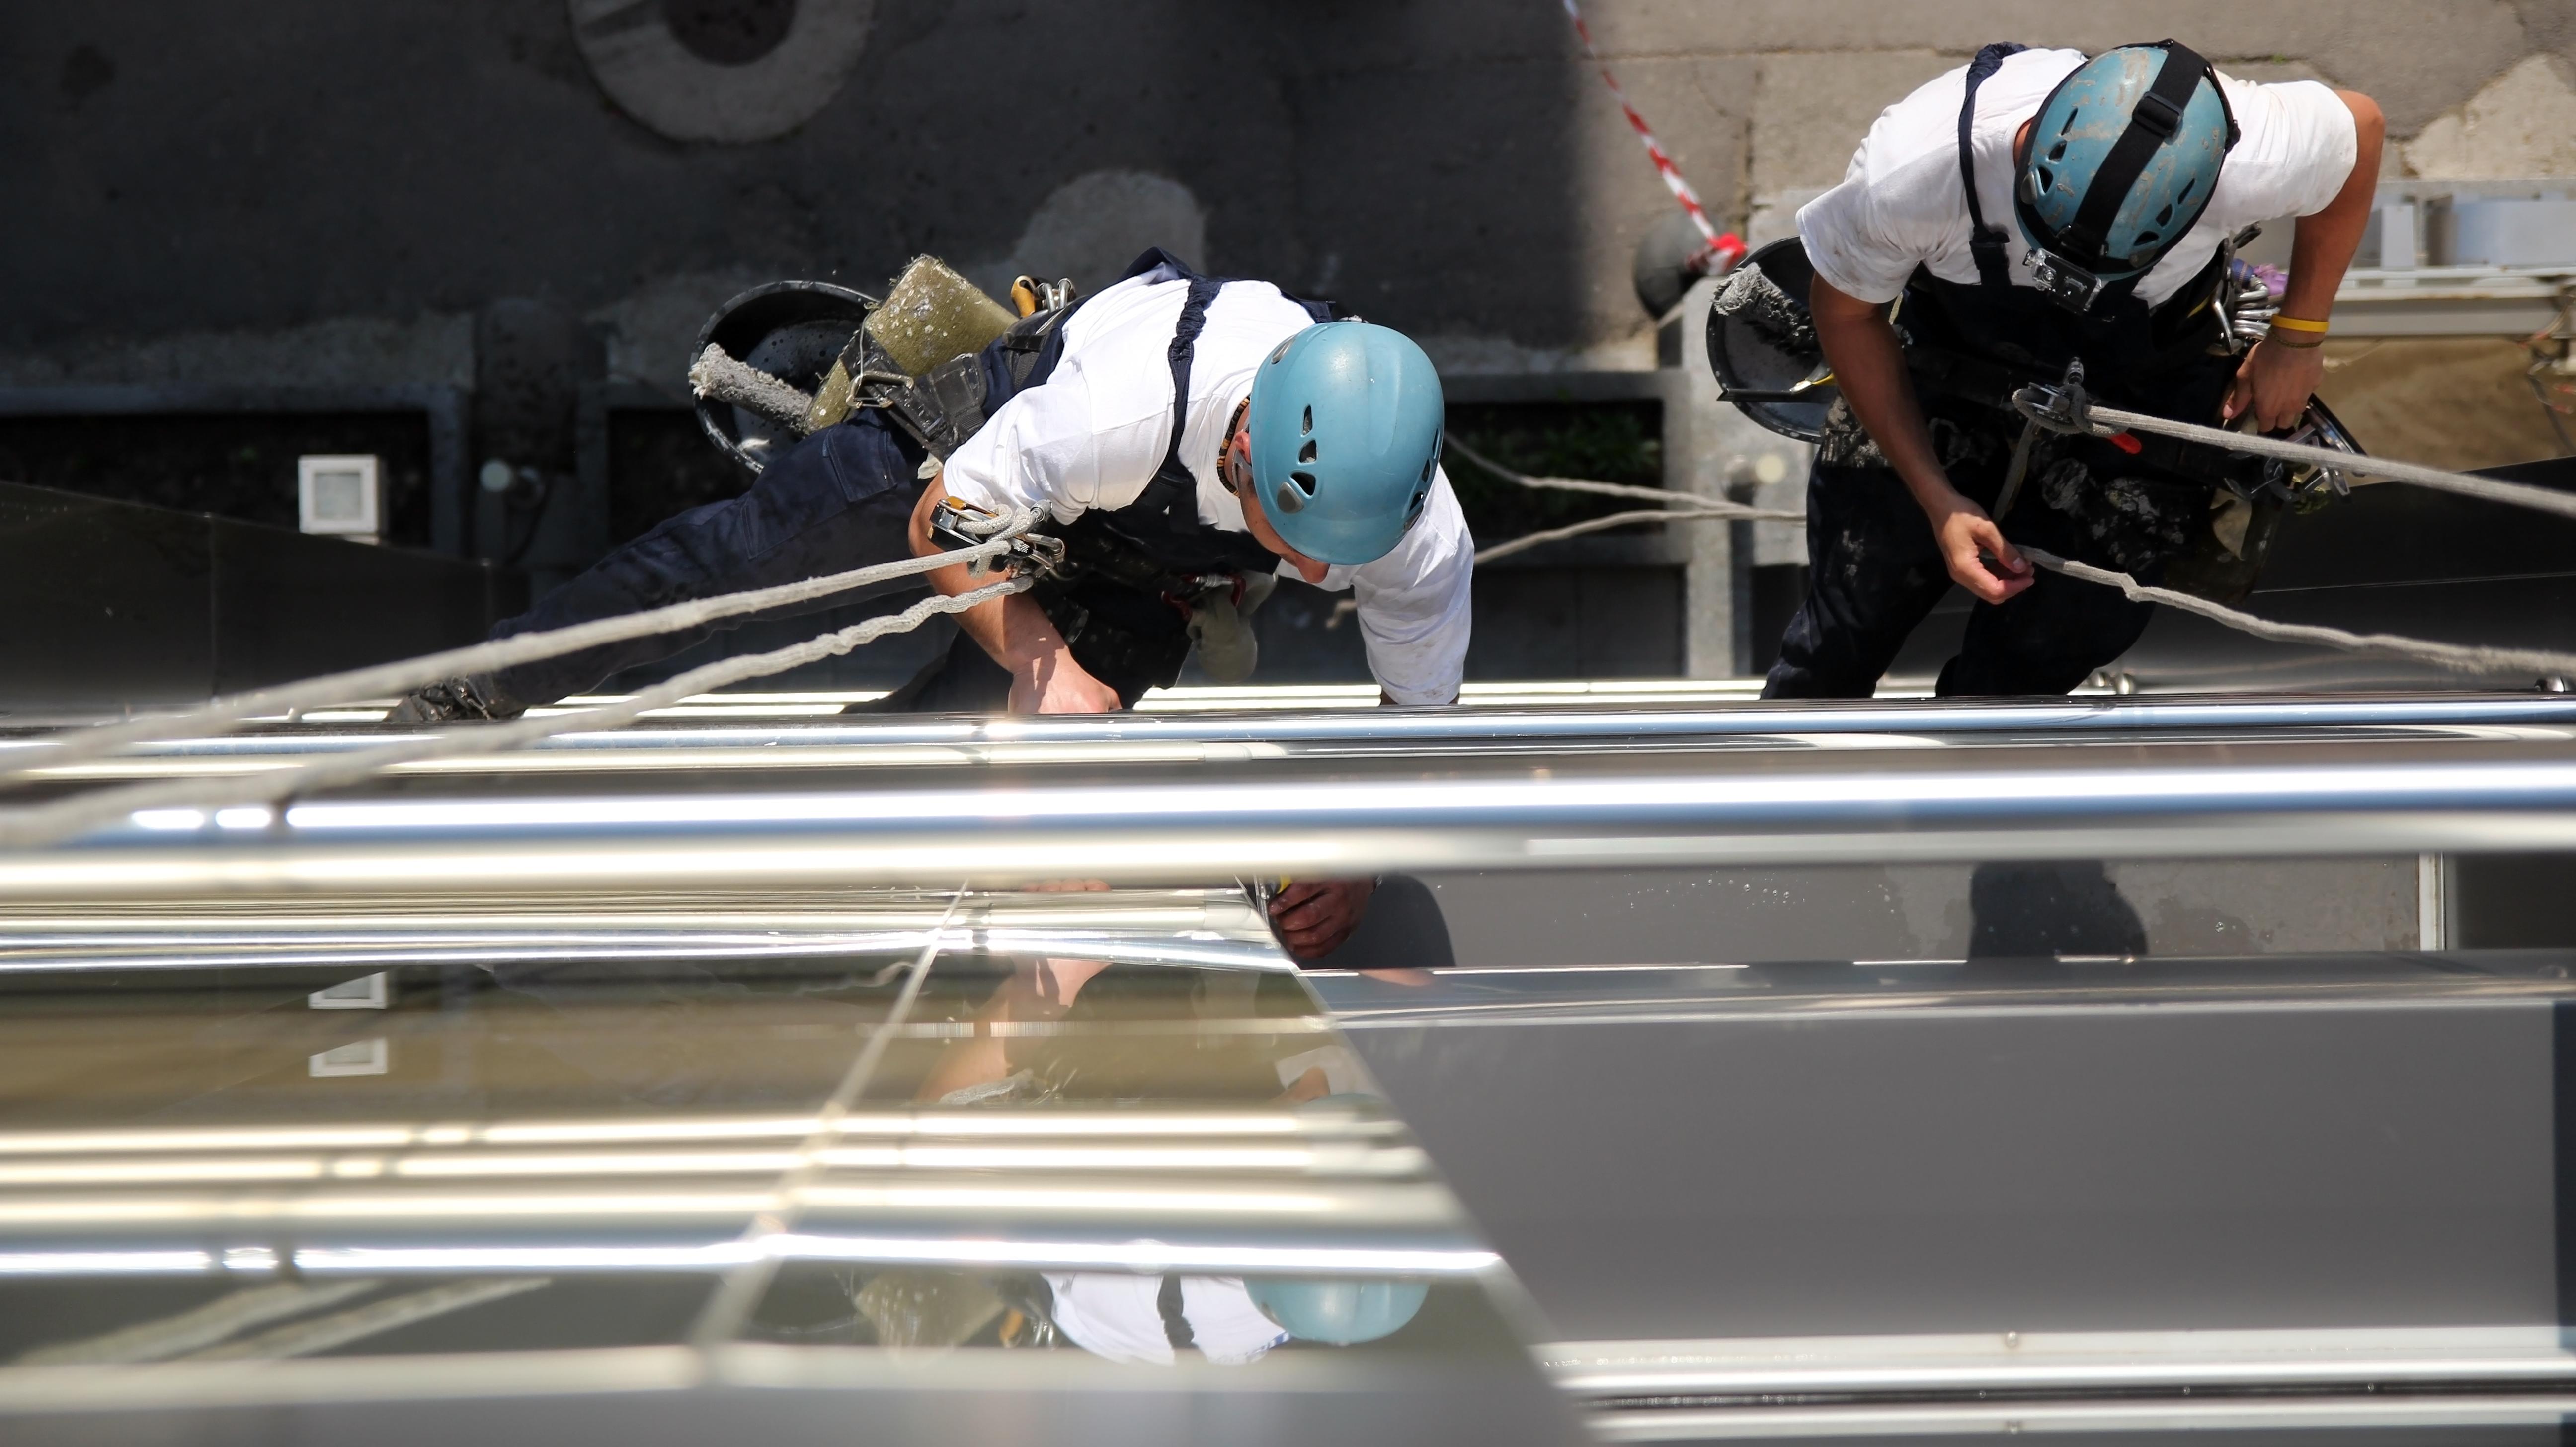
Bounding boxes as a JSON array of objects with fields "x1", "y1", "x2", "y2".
[
  {"x1": 1267, "y1": 878, "x2": 1375, "y2": 961},
  {"x1": 1044, "y1": 1275, "x2": 1428, "y2": 1365},
  {"x1": 1766, "y1": 43, "x2": 2383, "y2": 697},
  {"x1": 395, "y1": 250, "x2": 1469, "y2": 720}
]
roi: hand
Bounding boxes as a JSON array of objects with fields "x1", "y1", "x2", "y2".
[
  {"x1": 1930, "y1": 496, "x2": 2033, "y2": 604},
  {"x1": 1268, "y1": 876, "x2": 1377, "y2": 962},
  {"x1": 1009, "y1": 647, "x2": 1122, "y2": 714},
  {"x1": 2224, "y1": 336, "x2": 2327, "y2": 433}
]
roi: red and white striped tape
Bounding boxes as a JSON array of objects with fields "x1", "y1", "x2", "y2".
[{"x1": 1560, "y1": 0, "x2": 1748, "y2": 277}]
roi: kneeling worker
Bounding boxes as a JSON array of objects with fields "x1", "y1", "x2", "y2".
[
  {"x1": 1766, "y1": 41, "x2": 2383, "y2": 697},
  {"x1": 395, "y1": 249, "x2": 1471, "y2": 957}
]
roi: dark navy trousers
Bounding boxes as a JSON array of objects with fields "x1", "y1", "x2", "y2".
[{"x1": 490, "y1": 409, "x2": 940, "y2": 707}]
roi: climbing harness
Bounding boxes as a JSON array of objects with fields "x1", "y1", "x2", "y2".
[{"x1": 2009, "y1": 372, "x2": 2576, "y2": 521}]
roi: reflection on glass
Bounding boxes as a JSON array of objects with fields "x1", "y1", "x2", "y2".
[
  {"x1": 751, "y1": 1264, "x2": 1434, "y2": 1365},
  {"x1": 0, "y1": 903, "x2": 1520, "y2": 1387},
  {"x1": 735, "y1": 951, "x2": 1442, "y2": 1364}
]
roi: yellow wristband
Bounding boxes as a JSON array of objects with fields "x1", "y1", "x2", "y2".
[{"x1": 2266, "y1": 315, "x2": 2331, "y2": 334}]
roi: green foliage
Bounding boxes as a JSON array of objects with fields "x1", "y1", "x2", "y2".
[{"x1": 1442, "y1": 401, "x2": 1665, "y2": 543}]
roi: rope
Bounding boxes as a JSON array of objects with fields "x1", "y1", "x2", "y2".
[
  {"x1": 0, "y1": 508, "x2": 1044, "y2": 783},
  {"x1": 1475, "y1": 504, "x2": 1800, "y2": 565},
  {"x1": 1454, "y1": 402, "x2": 2576, "y2": 679},
  {"x1": 0, "y1": 576, "x2": 1029, "y2": 853},
  {"x1": 2067, "y1": 401, "x2": 2576, "y2": 523},
  {"x1": 1442, "y1": 431, "x2": 1801, "y2": 565},
  {"x1": 2019, "y1": 546, "x2": 2576, "y2": 681},
  {"x1": 1446, "y1": 432, "x2": 1719, "y2": 508}
]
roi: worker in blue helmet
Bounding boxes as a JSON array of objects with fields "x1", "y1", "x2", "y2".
[
  {"x1": 905, "y1": 275, "x2": 1457, "y2": 722},
  {"x1": 1760, "y1": 42, "x2": 2383, "y2": 697},
  {"x1": 394, "y1": 248, "x2": 1466, "y2": 959}
]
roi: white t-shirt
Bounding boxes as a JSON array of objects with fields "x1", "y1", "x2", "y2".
[
  {"x1": 1799, "y1": 49, "x2": 2359, "y2": 308},
  {"x1": 939, "y1": 266, "x2": 1475, "y2": 705},
  {"x1": 1044, "y1": 1273, "x2": 1292, "y2": 1366}
]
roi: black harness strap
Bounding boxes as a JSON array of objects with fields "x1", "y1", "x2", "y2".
[
  {"x1": 2060, "y1": 40, "x2": 2223, "y2": 267},
  {"x1": 1116, "y1": 270, "x2": 1229, "y2": 531},
  {"x1": 1157, "y1": 1274, "x2": 1198, "y2": 1353},
  {"x1": 1959, "y1": 42, "x2": 2028, "y2": 292},
  {"x1": 1119, "y1": 246, "x2": 1332, "y2": 534}
]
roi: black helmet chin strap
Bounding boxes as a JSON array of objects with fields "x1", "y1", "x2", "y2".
[{"x1": 2027, "y1": 39, "x2": 2238, "y2": 277}]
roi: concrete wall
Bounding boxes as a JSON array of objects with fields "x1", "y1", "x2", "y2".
[
  {"x1": 4, "y1": 3, "x2": 2573, "y2": 684},
  {"x1": 8, "y1": 2, "x2": 2572, "y2": 393}
]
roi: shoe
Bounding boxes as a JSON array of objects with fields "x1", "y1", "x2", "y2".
[{"x1": 384, "y1": 674, "x2": 527, "y2": 724}]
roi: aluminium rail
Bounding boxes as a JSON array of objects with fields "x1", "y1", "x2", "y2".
[
  {"x1": 2, "y1": 700, "x2": 2576, "y2": 898},
  {"x1": 8, "y1": 693, "x2": 2576, "y2": 771}
]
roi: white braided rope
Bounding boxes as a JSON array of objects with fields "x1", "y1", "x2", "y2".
[
  {"x1": 1474, "y1": 503, "x2": 1802, "y2": 565},
  {"x1": 1457, "y1": 408, "x2": 2576, "y2": 681},
  {"x1": 1440, "y1": 430, "x2": 1801, "y2": 565},
  {"x1": 2020, "y1": 547, "x2": 2576, "y2": 681},
  {"x1": 2081, "y1": 402, "x2": 2576, "y2": 522},
  {"x1": 0, "y1": 508, "x2": 1044, "y2": 781},
  {"x1": 1443, "y1": 431, "x2": 1716, "y2": 507},
  {"x1": 0, "y1": 577, "x2": 1029, "y2": 852}
]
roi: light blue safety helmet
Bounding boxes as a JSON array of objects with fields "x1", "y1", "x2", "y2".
[
  {"x1": 1244, "y1": 1278, "x2": 1431, "y2": 1346},
  {"x1": 1244, "y1": 321, "x2": 1444, "y2": 566},
  {"x1": 2013, "y1": 40, "x2": 2239, "y2": 311}
]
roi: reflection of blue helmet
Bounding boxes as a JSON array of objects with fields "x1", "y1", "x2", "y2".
[
  {"x1": 2017, "y1": 42, "x2": 2238, "y2": 284},
  {"x1": 1245, "y1": 322, "x2": 1444, "y2": 566},
  {"x1": 1244, "y1": 1278, "x2": 1430, "y2": 1345}
]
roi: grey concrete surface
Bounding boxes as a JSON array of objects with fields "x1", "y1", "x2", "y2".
[
  {"x1": 6, "y1": 2, "x2": 2571, "y2": 389},
  {"x1": 5, "y1": 3, "x2": 2574, "y2": 686}
]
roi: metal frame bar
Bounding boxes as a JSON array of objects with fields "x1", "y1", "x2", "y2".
[{"x1": 16, "y1": 734, "x2": 2576, "y2": 897}]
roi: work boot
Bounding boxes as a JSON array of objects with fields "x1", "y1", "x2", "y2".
[{"x1": 384, "y1": 673, "x2": 527, "y2": 724}]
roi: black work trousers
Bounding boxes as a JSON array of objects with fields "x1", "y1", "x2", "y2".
[{"x1": 1763, "y1": 407, "x2": 2213, "y2": 700}]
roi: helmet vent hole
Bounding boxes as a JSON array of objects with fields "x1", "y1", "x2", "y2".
[
  {"x1": 1419, "y1": 459, "x2": 1434, "y2": 483},
  {"x1": 2136, "y1": 230, "x2": 2160, "y2": 246},
  {"x1": 1298, "y1": 440, "x2": 1317, "y2": 464},
  {"x1": 2035, "y1": 166, "x2": 2055, "y2": 193},
  {"x1": 1300, "y1": 406, "x2": 1313, "y2": 436},
  {"x1": 1290, "y1": 471, "x2": 1316, "y2": 496},
  {"x1": 2156, "y1": 203, "x2": 2175, "y2": 225},
  {"x1": 2047, "y1": 140, "x2": 2068, "y2": 161}
]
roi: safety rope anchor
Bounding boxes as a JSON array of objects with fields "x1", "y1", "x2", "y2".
[
  {"x1": 2009, "y1": 359, "x2": 2106, "y2": 441},
  {"x1": 929, "y1": 499, "x2": 1070, "y2": 582}
]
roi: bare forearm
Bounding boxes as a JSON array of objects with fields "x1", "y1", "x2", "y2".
[
  {"x1": 908, "y1": 475, "x2": 1070, "y2": 669},
  {"x1": 1807, "y1": 271, "x2": 2031, "y2": 602},
  {"x1": 1810, "y1": 280, "x2": 1956, "y2": 515},
  {"x1": 2280, "y1": 90, "x2": 2385, "y2": 320},
  {"x1": 908, "y1": 476, "x2": 1123, "y2": 713}
]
